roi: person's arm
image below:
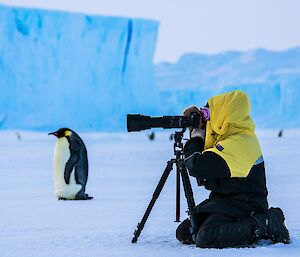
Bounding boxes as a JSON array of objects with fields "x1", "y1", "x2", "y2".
[{"x1": 183, "y1": 137, "x2": 230, "y2": 180}]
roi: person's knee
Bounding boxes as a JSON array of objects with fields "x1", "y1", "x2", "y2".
[
  {"x1": 176, "y1": 219, "x2": 194, "y2": 244},
  {"x1": 196, "y1": 226, "x2": 217, "y2": 248}
]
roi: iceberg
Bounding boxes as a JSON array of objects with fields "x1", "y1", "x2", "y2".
[
  {"x1": 155, "y1": 48, "x2": 300, "y2": 128},
  {"x1": 0, "y1": 4, "x2": 158, "y2": 131}
]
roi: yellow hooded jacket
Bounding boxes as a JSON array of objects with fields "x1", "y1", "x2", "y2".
[{"x1": 204, "y1": 90, "x2": 262, "y2": 178}]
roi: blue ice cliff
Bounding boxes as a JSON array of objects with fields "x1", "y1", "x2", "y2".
[
  {"x1": 0, "y1": 4, "x2": 158, "y2": 131},
  {"x1": 1, "y1": 4, "x2": 300, "y2": 131}
]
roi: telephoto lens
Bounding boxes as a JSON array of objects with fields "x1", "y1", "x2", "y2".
[
  {"x1": 127, "y1": 113, "x2": 201, "y2": 132},
  {"x1": 127, "y1": 114, "x2": 164, "y2": 131}
]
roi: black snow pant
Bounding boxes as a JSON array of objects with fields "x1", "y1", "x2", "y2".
[{"x1": 176, "y1": 213, "x2": 257, "y2": 248}]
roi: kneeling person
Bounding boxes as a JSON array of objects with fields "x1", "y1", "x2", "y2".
[{"x1": 176, "y1": 91, "x2": 290, "y2": 248}]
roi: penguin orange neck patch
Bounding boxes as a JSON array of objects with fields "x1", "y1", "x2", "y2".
[{"x1": 64, "y1": 131, "x2": 72, "y2": 137}]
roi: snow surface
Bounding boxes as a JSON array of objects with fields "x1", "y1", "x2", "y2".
[
  {"x1": 0, "y1": 130, "x2": 299, "y2": 257},
  {"x1": 0, "y1": 4, "x2": 158, "y2": 131}
]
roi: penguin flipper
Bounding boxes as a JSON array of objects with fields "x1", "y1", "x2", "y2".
[
  {"x1": 64, "y1": 152, "x2": 79, "y2": 184},
  {"x1": 70, "y1": 138, "x2": 82, "y2": 151}
]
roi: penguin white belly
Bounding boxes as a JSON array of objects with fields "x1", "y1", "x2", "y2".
[{"x1": 53, "y1": 138, "x2": 82, "y2": 199}]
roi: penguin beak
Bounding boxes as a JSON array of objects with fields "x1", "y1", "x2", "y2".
[{"x1": 48, "y1": 132, "x2": 59, "y2": 137}]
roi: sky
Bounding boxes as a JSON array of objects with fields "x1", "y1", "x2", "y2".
[{"x1": 0, "y1": 0, "x2": 300, "y2": 63}]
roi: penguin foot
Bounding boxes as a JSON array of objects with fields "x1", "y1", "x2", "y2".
[
  {"x1": 58, "y1": 197, "x2": 68, "y2": 201},
  {"x1": 75, "y1": 193, "x2": 93, "y2": 200},
  {"x1": 58, "y1": 196, "x2": 93, "y2": 201}
]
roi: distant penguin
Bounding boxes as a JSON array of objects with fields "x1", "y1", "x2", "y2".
[
  {"x1": 148, "y1": 131, "x2": 155, "y2": 141},
  {"x1": 15, "y1": 132, "x2": 21, "y2": 141},
  {"x1": 49, "y1": 128, "x2": 92, "y2": 200}
]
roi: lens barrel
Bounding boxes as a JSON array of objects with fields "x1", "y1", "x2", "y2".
[
  {"x1": 127, "y1": 115, "x2": 164, "y2": 131},
  {"x1": 127, "y1": 114, "x2": 199, "y2": 132}
]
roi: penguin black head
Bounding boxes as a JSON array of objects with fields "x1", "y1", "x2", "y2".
[
  {"x1": 49, "y1": 128, "x2": 86, "y2": 151},
  {"x1": 48, "y1": 128, "x2": 74, "y2": 138}
]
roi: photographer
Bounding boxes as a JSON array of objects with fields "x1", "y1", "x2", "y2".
[{"x1": 176, "y1": 90, "x2": 290, "y2": 248}]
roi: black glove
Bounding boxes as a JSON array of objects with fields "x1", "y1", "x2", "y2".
[{"x1": 183, "y1": 137, "x2": 205, "y2": 159}]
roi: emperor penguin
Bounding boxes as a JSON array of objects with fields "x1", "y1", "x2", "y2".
[{"x1": 49, "y1": 128, "x2": 92, "y2": 200}]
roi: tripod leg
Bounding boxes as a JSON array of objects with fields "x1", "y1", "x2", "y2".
[
  {"x1": 132, "y1": 160, "x2": 174, "y2": 243},
  {"x1": 177, "y1": 160, "x2": 198, "y2": 240},
  {"x1": 175, "y1": 169, "x2": 180, "y2": 222}
]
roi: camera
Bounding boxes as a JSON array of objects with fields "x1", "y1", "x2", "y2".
[{"x1": 127, "y1": 112, "x2": 201, "y2": 132}]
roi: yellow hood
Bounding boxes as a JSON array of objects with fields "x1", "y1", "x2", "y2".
[{"x1": 204, "y1": 90, "x2": 262, "y2": 177}]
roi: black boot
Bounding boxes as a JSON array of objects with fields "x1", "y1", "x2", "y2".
[{"x1": 252, "y1": 207, "x2": 290, "y2": 244}]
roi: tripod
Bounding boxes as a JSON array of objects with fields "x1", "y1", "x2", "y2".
[{"x1": 132, "y1": 128, "x2": 198, "y2": 243}]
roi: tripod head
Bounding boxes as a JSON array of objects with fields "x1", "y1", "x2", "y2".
[{"x1": 173, "y1": 128, "x2": 187, "y2": 160}]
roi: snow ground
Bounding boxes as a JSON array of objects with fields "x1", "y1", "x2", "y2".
[{"x1": 0, "y1": 130, "x2": 299, "y2": 257}]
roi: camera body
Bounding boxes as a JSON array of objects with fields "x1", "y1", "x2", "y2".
[{"x1": 127, "y1": 112, "x2": 201, "y2": 132}]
